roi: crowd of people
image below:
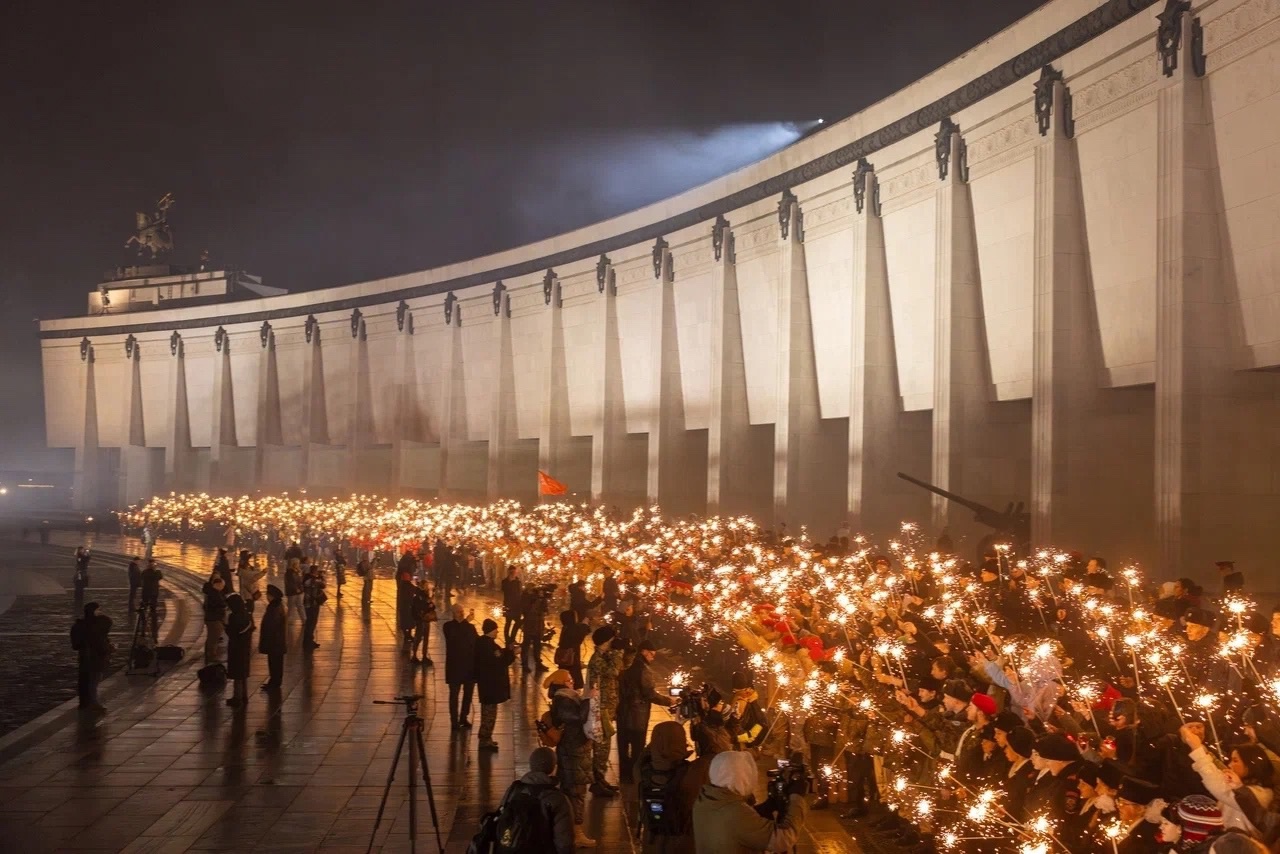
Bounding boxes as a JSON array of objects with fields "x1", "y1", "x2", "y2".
[{"x1": 114, "y1": 493, "x2": 1280, "y2": 853}]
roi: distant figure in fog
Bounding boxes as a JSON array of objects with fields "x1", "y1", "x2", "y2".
[
  {"x1": 72, "y1": 547, "x2": 91, "y2": 603},
  {"x1": 70, "y1": 602, "x2": 112, "y2": 713}
]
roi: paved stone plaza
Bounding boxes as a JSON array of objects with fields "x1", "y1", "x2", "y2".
[{"x1": 0, "y1": 536, "x2": 863, "y2": 853}]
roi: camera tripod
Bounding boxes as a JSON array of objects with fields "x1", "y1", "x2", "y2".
[
  {"x1": 125, "y1": 601, "x2": 159, "y2": 676},
  {"x1": 367, "y1": 694, "x2": 444, "y2": 854}
]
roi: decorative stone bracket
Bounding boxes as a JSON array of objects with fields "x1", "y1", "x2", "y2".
[
  {"x1": 169, "y1": 330, "x2": 182, "y2": 356},
  {"x1": 935, "y1": 118, "x2": 969, "y2": 183},
  {"x1": 350, "y1": 308, "x2": 365, "y2": 340},
  {"x1": 542, "y1": 270, "x2": 557, "y2": 306},
  {"x1": 80, "y1": 337, "x2": 93, "y2": 362},
  {"x1": 125, "y1": 334, "x2": 138, "y2": 359},
  {"x1": 652, "y1": 238, "x2": 669, "y2": 280},
  {"x1": 596, "y1": 254, "x2": 611, "y2": 294},
  {"x1": 305, "y1": 314, "x2": 318, "y2": 344},
  {"x1": 1158, "y1": 0, "x2": 1206, "y2": 78},
  {"x1": 214, "y1": 326, "x2": 228, "y2": 353},
  {"x1": 259, "y1": 321, "x2": 272, "y2": 349},
  {"x1": 1034, "y1": 65, "x2": 1075, "y2": 138},
  {"x1": 396, "y1": 300, "x2": 413, "y2": 333},
  {"x1": 444, "y1": 292, "x2": 459, "y2": 325},
  {"x1": 492, "y1": 280, "x2": 508, "y2": 317},
  {"x1": 853, "y1": 159, "x2": 881, "y2": 216},
  {"x1": 712, "y1": 215, "x2": 734, "y2": 262}
]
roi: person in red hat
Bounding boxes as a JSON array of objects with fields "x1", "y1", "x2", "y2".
[{"x1": 954, "y1": 693, "x2": 997, "y2": 786}]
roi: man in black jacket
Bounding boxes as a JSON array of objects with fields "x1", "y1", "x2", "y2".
[
  {"x1": 443, "y1": 604, "x2": 478, "y2": 730},
  {"x1": 71, "y1": 602, "x2": 112, "y2": 712},
  {"x1": 139, "y1": 559, "x2": 163, "y2": 639},
  {"x1": 433, "y1": 538, "x2": 456, "y2": 605},
  {"x1": 616, "y1": 640, "x2": 677, "y2": 781}
]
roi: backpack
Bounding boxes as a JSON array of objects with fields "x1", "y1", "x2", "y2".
[
  {"x1": 494, "y1": 782, "x2": 555, "y2": 854},
  {"x1": 638, "y1": 757, "x2": 688, "y2": 839},
  {"x1": 536, "y1": 710, "x2": 562, "y2": 748},
  {"x1": 70, "y1": 619, "x2": 85, "y2": 651}
]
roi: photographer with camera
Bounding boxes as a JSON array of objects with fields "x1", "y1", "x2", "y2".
[
  {"x1": 635, "y1": 720, "x2": 710, "y2": 854},
  {"x1": 618, "y1": 640, "x2": 679, "y2": 782},
  {"x1": 693, "y1": 751, "x2": 809, "y2": 854}
]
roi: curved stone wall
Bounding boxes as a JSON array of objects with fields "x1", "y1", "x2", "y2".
[{"x1": 41, "y1": 0, "x2": 1280, "y2": 581}]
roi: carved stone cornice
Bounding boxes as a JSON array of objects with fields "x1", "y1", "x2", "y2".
[
  {"x1": 1204, "y1": 0, "x2": 1280, "y2": 68},
  {"x1": 41, "y1": 0, "x2": 1164, "y2": 342}
]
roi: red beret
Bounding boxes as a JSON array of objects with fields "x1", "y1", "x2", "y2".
[{"x1": 971, "y1": 693, "x2": 998, "y2": 716}]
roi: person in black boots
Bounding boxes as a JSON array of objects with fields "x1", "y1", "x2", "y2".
[
  {"x1": 501, "y1": 566, "x2": 523, "y2": 646},
  {"x1": 522, "y1": 585, "x2": 548, "y2": 673},
  {"x1": 474, "y1": 618, "x2": 515, "y2": 750},
  {"x1": 258, "y1": 584, "x2": 286, "y2": 692},
  {"x1": 302, "y1": 562, "x2": 326, "y2": 650},
  {"x1": 410, "y1": 579, "x2": 437, "y2": 665},
  {"x1": 139, "y1": 559, "x2": 163, "y2": 639},
  {"x1": 443, "y1": 604, "x2": 478, "y2": 730},
  {"x1": 225, "y1": 593, "x2": 254, "y2": 708}
]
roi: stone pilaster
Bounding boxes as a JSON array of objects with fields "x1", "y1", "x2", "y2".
[
  {"x1": 706, "y1": 229, "x2": 762, "y2": 522},
  {"x1": 646, "y1": 245, "x2": 689, "y2": 511},
  {"x1": 166, "y1": 334, "x2": 192, "y2": 491},
  {"x1": 847, "y1": 166, "x2": 902, "y2": 532},
  {"x1": 538, "y1": 276, "x2": 572, "y2": 502},
  {"x1": 930, "y1": 129, "x2": 987, "y2": 530},
  {"x1": 488, "y1": 291, "x2": 515, "y2": 500},
  {"x1": 439, "y1": 308, "x2": 464, "y2": 499},
  {"x1": 1030, "y1": 76, "x2": 1091, "y2": 545},
  {"x1": 773, "y1": 196, "x2": 843, "y2": 535},
  {"x1": 390, "y1": 307, "x2": 414, "y2": 498},
  {"x1": 72, "y1": 340, "x2": 99, "y2": 511},
  {"x1": 591, "y1": 262, "x2": 626, "y2": 505},
  {"x1": 1151, "y1": 17, "x2": 1279, "y2": 576},
  {"x1": 254, "y1": 325, "x2": 281, "y2": 488},
  {"x1": 209, "y1": 331, "x2": 237, "y2": 491},
  {"x1": 299, "y1": 319, "x2": 327, "y2": 489},
  {"x1": 345, "y1": 313, "x2": 370, "y2": 493}
]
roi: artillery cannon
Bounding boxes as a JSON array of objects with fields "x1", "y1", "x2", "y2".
[{"x1": 896, "y1": 472, "x2": 1031, "y2": 558}]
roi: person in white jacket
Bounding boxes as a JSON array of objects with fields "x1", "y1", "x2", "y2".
[{"x1": 1182, "y1": 723, "x2": 1276, "y2": 834}]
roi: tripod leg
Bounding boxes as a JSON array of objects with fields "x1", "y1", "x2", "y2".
[
  {"x1": 367, "y1": 719, "x2": 410, "y2": 854},
  {"x1": 407, "y1": 719, "x2": 418, "y2": 854},
  {"x1": 414, "y1": 724, "x2": 445, "y2": 854}
]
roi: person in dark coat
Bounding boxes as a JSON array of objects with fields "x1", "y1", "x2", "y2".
[
  {"x1": 396, "y1": 549, "x2": 417, "y2": 644},
  {"x1": 224, "y1": 593, "x2": 254, "y2": 708},
  {"x1": 213, "y1": 548, "x2": 234, "y2": 593},
  {"x1": 556, "y1": 608, "x2": 592, "y2": 689},
  {"x1": 601, "y1": 572, "x2": 621, "y2": 615},
  {"x1": 139, "y1": 559, "x2": 163, "y2": 638},
  {"x1": 258, "y1": 584, "x2": 286, "y2": 691},
  {"x1": 127, "y1": 557, "x2": 142, "y2": 613},
  {"x1": 474, "y1": 618, "x2": 515, "y2": 750},
  {"x1": 617, "y1": 640, "x2": 678, "y2": 781},
  {"x1": 73, "y1": 547, "x2": 91, "y2": 603},
  {"x1": 568, "y1": 579, "x2": 601, "y2": 620},
  {"x1": 72, "y1": 602, "x2": 112, "y2": 712},
  {"x1": 442, "y1": 604, "x2": 477, "y2": 730},
  {"x1": 522, "y1": 585, "x2": 548, "y2": 673},
  {"x1": 501, "y1": 566, "x2": 523, "y2": 645},
  {"x1": 433, "y1": 538, "x2": 456, "y2": 604},
  {"x1": 203, "y1": 574, "x2": 228, "y2": 664}
]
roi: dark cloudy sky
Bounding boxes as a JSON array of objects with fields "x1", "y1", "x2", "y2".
[{"x1": 0, "y1": 0, "x2": 1046, "y2": 466}]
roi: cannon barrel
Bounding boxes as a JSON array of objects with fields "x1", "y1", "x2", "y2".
[{"x1": 896, "y1": 472, "x2": 998, "y2": 518}]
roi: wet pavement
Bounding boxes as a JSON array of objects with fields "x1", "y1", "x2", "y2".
[{"x1": 0, "y1": 534, "x2": 868, "y2": 854}]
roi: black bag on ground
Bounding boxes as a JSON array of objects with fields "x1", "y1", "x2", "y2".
[
  {"x1": 155, "y1": 645, "x2": 185, "y2": 662},
  {"x1": 197, "y1": 663, "x2": 226, "y2": 690},
  {"x1": 467, "y1": 809, "x2": 501, "y2": 854}
]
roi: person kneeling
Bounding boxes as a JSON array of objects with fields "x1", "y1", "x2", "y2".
[{"x1": 692, "y1": 751, "x2": 808, "y2": 854}]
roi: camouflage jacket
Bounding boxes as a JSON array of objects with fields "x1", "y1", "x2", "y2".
[{"x1": 587, "y1": 646, "x2": 624, "y2": 715}]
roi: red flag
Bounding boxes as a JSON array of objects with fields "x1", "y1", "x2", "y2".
[{"x1": 537, "y1": 470, "x2": 567, "y2": 496}]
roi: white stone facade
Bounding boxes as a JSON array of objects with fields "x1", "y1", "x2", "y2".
[{"x1": 40, "y1": 0, "x2": 1280, "y2": 579}]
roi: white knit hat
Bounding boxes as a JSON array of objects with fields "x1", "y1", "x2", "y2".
[{"x1": 708, "y1": 751, "x2": 757, "y2": 797}]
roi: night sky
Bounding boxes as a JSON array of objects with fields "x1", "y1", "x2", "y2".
[{"x1": 0, "y1": 0, "x2": 1046, "y2": 466}]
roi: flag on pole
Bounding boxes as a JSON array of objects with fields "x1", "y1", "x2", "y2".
[{"x1": 537, "y1": 470, "x2": 567, "y2": 496}]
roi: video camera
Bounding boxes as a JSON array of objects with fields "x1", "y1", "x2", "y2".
[
  {"x1": 765, "y1": 754, "x2": 813, "y2": 805},
  {"x1": 669, "y1": 681, "x2": 722, "y2": 721}
]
